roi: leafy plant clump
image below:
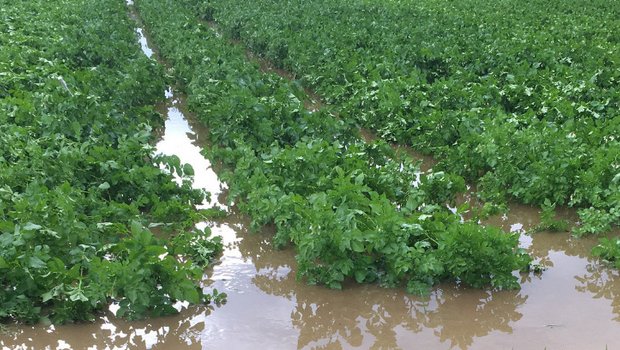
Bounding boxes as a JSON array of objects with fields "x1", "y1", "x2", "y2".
[
  {"x1": 531, "y1": 199, "x2": 570, "y2": 233},
  {"x1": 0, "y1": 0, "x2": 222, "y2": 324},
  {"x1": 134, "y1": 0, "x2": 532, "y2": 295},
  {"x1": 592, "y1": 238, "x2": 620, "y2": 270}
]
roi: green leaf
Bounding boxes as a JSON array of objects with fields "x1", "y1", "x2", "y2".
[
  {"x1": 182, "y1": 163, "x2": 195, "y2": 176},
  {"x1": 0, "y1": 257, "x2": 9, "y2": 269},
  {"x1": 23, "y1": 222, "x2": 42, "y2": 231},
  {"x1": 354, "y1": 270, "x2": 367, "y2": 283},
  {"x1": 28, "y1": 256, "x2": 47, "y2": 269},
  {"x1": 351, "y1": 240, "x2": 365, "y2": 253},
  {"x1": 41, "y1": 291, "x2": 54, "y2": 303},
  {"x1": 68, "y1": 288, "x2": 89, "y2": 302}
]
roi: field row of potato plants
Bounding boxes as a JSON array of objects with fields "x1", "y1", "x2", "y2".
[
  {"x1": 134, "y1": 0, "x2": 532, "y2": 295},
  {"x1": 203, "y1": 0, "x2": 620, "y2": 238},
  {"x1": 0, "y1": 0, "x2": 222, "y2": 324}
]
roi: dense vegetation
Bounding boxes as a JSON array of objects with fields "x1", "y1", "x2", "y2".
[
  {"x1": 134, "y1": 0, "x2": 532, "y2": 295},
  {"x1": 0, "y1": 0, "x2": 222, "y2": 324},
  {"x1": 201, "y1": 0, "x2": 620, "y2": 236}
]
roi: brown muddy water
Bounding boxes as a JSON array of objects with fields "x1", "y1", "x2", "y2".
[{"x1": 3, "y1": 4, "x2": 620, "y2": 350}]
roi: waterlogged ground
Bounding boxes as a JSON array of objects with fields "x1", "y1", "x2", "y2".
[
  {"x1": 3, "y1": 5, "x2": 620, "y2": 350},
  {"x1": 2, "y1": 88, "x2": 620, "y2": 349}
]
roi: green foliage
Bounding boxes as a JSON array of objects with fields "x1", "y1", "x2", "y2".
[
  {"x1": 573, "y1": 207, "x2": 620, "y2": 237},
  {"x1": 172, "y1": 227, "x2": 223, "y2": 268},
  {"x1": 197, "y1": 206, "x2": 229, "y2": 220},
  {"x1": 134, "y1": 0, "x2": 531, "y2": 295},
  {"x1": 592, "y1": 238, "x2": 620, "y2": 269},
  {"x1": 437, "y1": 222, "x2": 530, "y2": 289},
  {"x1": 573, "y1": 173, "x2": 620, "y2": 236},
  {"x1": 418, "y1": 172, "x2": 466, "y2": 205},
  {"x1": 471, "y1": 202, "x2": 508, "y2": 221},
  {"x1": 532, "y1": 199, "x2": 570, "y2": 233},
  {"x1": 203, "y1": 0, "x2": 620, "y2": 234},
  {"x1": 0, "y1": 0, "x2": 222, "y2": 324},
  {"x1": 95, "y1": 222, "x2": 206, "y2": 320}
]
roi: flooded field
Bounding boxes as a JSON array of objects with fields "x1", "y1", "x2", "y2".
[
  {"x1": 3, "y1": 73, "x2": 620, "y2": 349},
  {"x1": 3, "y1": 92, "x2": 620, "y2": 347},
  {"x1": 2, "y1": 3, "x2": 619, "y2": 350}
]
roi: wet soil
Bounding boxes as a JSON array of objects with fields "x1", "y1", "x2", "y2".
[{"x1": 2, "y1": 3, "x2": 619, "y2": 350}]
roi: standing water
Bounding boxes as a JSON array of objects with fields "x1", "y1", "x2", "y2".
[
  {"x1": 154, "y1": 87, "x2": 227, "y2": 209},
  {"x1": 2, "y1": 3, "x2": 620, "y2": 350}
]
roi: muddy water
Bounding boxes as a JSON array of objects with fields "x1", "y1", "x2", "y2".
[
  {"x1": 3, "y1": 4, "x2": 620, "y2": 350},
  {"x1": 3, "y1": 213, "x2": 620, "y2": 350}
]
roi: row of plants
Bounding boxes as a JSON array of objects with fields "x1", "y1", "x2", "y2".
[
  {"x1": 199, "y1": 0, "x2": 620, "y2": 236},
  {"x1": 0, "y1": 0, "x2": 222, "y2": 324},
  {"x1": 134, "y1": 0, "x2": 532, "y2": 295}
]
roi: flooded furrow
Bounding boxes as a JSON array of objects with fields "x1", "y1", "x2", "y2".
[
  {"x1": 154, "y1": 87, "x2": 227, "y2": 210},
  {"x1": 3, "y1": 3, "x2": 620, "y2": 350}
]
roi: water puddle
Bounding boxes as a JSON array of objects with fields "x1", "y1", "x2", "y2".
[
  {"x1": 154, "y1": 88, "x2": 227, "y2": 209},
  {"x1": 2, "y1": 3, "x2": 620, "y2": 350},
  {"x1": 136, "y1": 27, "x2": 153, "y2": 59}
]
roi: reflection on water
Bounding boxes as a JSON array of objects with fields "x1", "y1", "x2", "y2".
[
  {"x1": 208, "y1": 212, "x2": 620, "y2": 350},
  {"x1": 1, "y1": 308, "x2": 210, "y2": 350},
  {"x1": 3, "y1": 3, "x2": 620, "y2": 350},
  {"x1": 154, "y1": 87, "x2": 227, "y2": 210},
  {"x1": 136, "y1": 28, "x2": 153, "y2": 59},
  {"x1": 575, "y1": 256, "x2": 620, "y2": 322}
]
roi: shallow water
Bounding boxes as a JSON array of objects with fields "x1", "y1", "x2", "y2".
[
  {"x1": 154, "y1": 87, "x2": 227, "y2": 210},
  {"x1": 2, "y1": 3, "x2": 619, "y2": 350},
  {"x1": 3, "y1": 203, "x2": 620, "y2": 349}
]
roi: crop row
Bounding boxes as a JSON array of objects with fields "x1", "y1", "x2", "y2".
[
  {"x1": 0, "y1": 0, "x2": 221, "y2": 323},
  {"x1": 134, "y1": 0, "x2": 532, "y2": 294},
  {"x1": 202, "y1": 0, "x2": 620, "y2": 235}
]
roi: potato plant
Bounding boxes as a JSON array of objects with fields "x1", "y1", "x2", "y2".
[
  {"x1": 0, "y1": 0, "x2": 222, "y2": 324},
  {"x1": 134, "y1": 0, "x2": 531, "y2": 294},
  {"x1": 202, "y1": 0, "x2": 619, "y2": 236}
]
